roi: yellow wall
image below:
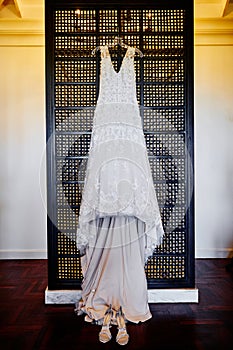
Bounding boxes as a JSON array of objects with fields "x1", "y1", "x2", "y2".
[
  {"x1": 0, "y1": 44, "x2": 47, "y2": 258},
  {"x1": 195, "y1": 44, "x2": 233, "y2": 257}
]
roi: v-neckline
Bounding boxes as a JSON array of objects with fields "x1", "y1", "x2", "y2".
[{"x1": 105, "y1": 45, "x2": 130, "y2": 75}]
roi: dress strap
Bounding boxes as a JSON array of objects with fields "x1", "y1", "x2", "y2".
[
  {"x1": 100, "y1": 46, "x2": 109, "y2": 59},
  {"x1": 126, "y1": 47, "x2": 136, "y2": 59}
]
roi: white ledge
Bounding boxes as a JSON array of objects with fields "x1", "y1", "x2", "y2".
[{"x1": 45, "y1": 287, "x2": 199, "y2": 304}]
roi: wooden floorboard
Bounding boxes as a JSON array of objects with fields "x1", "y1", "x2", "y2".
[{"x1": 0, "y1": 259, "x2": 232, "y2": 350}]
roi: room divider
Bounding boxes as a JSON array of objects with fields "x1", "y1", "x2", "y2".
[{"x1": 45, "y1": 0, "x2": 195, "y2": 296}]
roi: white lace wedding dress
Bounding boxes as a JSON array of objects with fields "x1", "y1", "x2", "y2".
[{"x1": 75, "y1": 45, "x2": 164, "y2": 323}]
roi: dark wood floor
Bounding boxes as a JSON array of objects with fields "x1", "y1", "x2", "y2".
[{"x1": 0, "y1": 259, "x2": 232, "y2": 350}]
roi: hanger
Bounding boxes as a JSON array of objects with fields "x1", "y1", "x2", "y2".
[{"x1": 91, "y1": 36, "x2": 143, "y2": 57}]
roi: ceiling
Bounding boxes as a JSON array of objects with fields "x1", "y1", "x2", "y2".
[
  {"x1": 195, "y1": 0, "x2": 233, "y2": 17},
  {"x1": 0, "y1": 0, "x2": 233, "y2": 19},
  {"x1": 0, "y1": 0, "x2": 232, "y2": 45},
  {"x1": 0, "y1": 0, "x2": 43, "y2": 19}
]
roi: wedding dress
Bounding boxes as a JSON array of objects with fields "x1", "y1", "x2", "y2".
[{"x1": 75, "y1": 45, "x2": 164, "y2": 323}]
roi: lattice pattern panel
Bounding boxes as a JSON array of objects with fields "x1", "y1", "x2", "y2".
[{"x1": 47, "y1": 4, "x2": 193, "y2": 289}]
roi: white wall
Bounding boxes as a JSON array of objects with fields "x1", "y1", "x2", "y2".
[
  {"x1": 195, "y1": 44, "x2": 233, "y2": 258},
  {"x1": 0, "y1": 45, "x2": 47, "y2": 258},
  {"x1": 0, "y1": 36, "x2": 232, "y2": 259}
]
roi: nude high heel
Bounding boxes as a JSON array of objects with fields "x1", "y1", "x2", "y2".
[
  {"x1": 99, "y1": 305, "x2": 113, "y2": 343},
  {"x1": 116, "y1": 306, "x2": 129, "y2": 346}
]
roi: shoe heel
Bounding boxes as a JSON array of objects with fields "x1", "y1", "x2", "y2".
[
  {"x1": 99, "y1": 305, "x2": 113, "y2": 343},
  {"x1": 116, "y1": 306, "x2": 129, "y2": 346}
]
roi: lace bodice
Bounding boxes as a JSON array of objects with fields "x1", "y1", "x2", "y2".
[
  {"x1": 97, "y1": 46, "x2": 138, "y2": 106},
  {"x1": 76, "y1": 45, "x2": 164, "y2": 262}
]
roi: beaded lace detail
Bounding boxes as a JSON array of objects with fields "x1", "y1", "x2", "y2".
[
  {"x1": 76, "y1": 45, "x2": 164, "y2": 262},
  {"x1": 97, "y1": 46, "x2": 138, "y2": 105}
]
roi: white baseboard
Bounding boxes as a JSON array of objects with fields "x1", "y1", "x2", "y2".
[
  {"x1": 196, "y1": 248, "x2": 233, "y2": 258},
  {"x1": 1, "y1": 248, "x2": 232, "y2": 260},
  {"x1": 0, "y1": 249, "x2": 47, "y2": 259},
  {"x1": 45, "y1": 287, "x2": 199, "y2": 304}
]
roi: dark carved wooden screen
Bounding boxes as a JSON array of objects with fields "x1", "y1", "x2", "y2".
[{"x1": 46, "y1": 0, "x2": 194, "y2": 290}]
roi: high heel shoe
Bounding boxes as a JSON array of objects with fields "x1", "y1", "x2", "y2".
[
  {"x1": 99, "y1": 305, "x2": 113, "y2": 343},
  {"x1": 116, "y1": 306, "x2": 129, "y2": 346}
]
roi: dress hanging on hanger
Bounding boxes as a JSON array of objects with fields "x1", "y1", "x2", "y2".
[{"x1": 75, "y1": 41, "x2": 164, "y2": 340}]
